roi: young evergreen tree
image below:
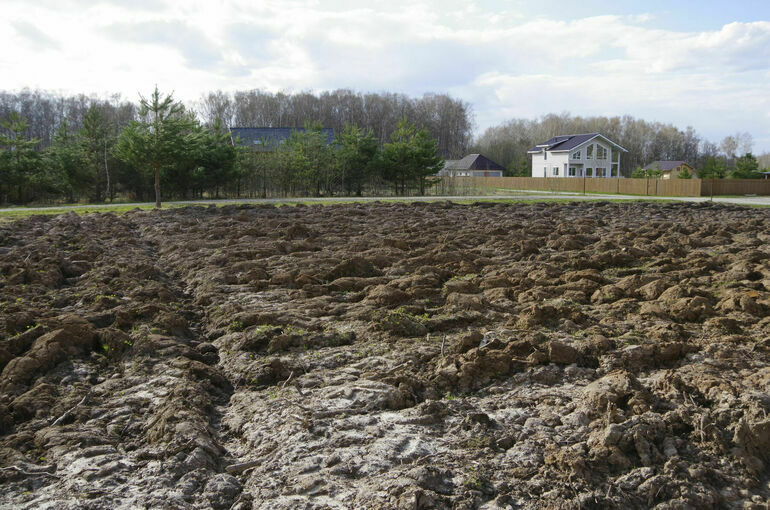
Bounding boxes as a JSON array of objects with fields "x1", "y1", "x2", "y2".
[
  {"x1": 411, "y1": 127, "x2": 444, "y2": 195},
  {"x1": 0, "y1": 112, "x2": 42, "y2": 204},
  {"x1": 190, "y1": 118, "x2": 239, "y2": 198},
  {"x1": 114, "y1": 87, "x2": 199, "y2": 207},
  {"x1": 380, "y1": 119, "x2": 416, "y2": 195},
  {"x1": 81, "y1": 104, "x2": 113, "y2": 202},
  {"x1": 380, "y1": 119, "x2": 443, "y2": 195},
  {"x1": 700, "y1": 156, "x2": 726, "y2": 179},
  {"x1": 45, "y1": 122, "x2": 91, "y2": 202},
  {"x1": 285, "y1": 123, "x2": 335, "y2": 196},
  {"x1": 731, "y1": 153, "x2": 760, "y2": 179},
  {"x1": 236, "y1": 137, "x2": 273, "y2": 198},
  {"x1": 336, "y1": 124, "x2": 379, "y2": 195}
]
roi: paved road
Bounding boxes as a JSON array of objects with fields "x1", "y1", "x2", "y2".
[{"x1": 2, "y1": 192, "x2": 769, "y2": 213}]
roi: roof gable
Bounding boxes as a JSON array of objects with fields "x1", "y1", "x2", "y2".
[
  {"x1": 445, "y1": 153, "x2": 506, "y2": 171},
  {"x1": 528, "y1": 133, "x2": 627, "y2": 153},
  {"x1": 642, "y1": 161, "x2": 691, "y2": 171}
]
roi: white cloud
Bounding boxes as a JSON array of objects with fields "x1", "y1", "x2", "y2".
[
  {"x1": 0, "y1": 0, "x2": 769, "y2": 150},
  {"x1": 11, "y1": 21, "x2": 60, "y2": 51}
]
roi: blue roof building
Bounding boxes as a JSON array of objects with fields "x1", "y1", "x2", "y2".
[{"x1": 230, "y1": 127, "x2": 336, "y2": 151}]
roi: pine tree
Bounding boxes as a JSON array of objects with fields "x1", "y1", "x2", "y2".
[
  {"x1": 114, "y1": 87, "x2": 199, "y2": 207},
  {"x1": 336, "y1": 124, "x2": 379, "y2": 196},
  {"x1": 731, "y1": 153, "x2": 760, "y2": 179},
  {"x1": 700, "y1": 156, "x2": 726, "y2": 179},
  {"x1": 45, "y1": 122, "x2": 91, "y2": 202},
  {"x1": 81, "y1": 104, "x2": 113, "y2": 202},
  {"x1": 380, "y1": 119, "x2": 443, "y2": 195},
  {"x1": 0, "y1": 112, "x2": 41, "y2": 204},
  {"x1": 285, "y1": 122, "x2": 335, "y2": 196}
]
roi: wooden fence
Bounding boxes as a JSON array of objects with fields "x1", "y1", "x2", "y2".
[
  {"x1": 700, "y1": 179, "x2": 770, "y2": 196},
  {"x1": 438, "y1": 176, "x2": 703, "y2": 197}
]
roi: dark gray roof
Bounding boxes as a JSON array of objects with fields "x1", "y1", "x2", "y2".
[
  {"x1": 230, "y1": 127, "x2": 335, "y2": 150},
  {"x1": 642, "y1": 161, "x2": 690, "y2": 171},
  {"x1": 527, "y1": 133, "x2": 627, "y2": 153},
  {"x1": 444, "y1": 153, "x2": 506, "y2": 171}
]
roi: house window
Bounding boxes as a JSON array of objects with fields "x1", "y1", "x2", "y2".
[
  {"x1": 597, "y1": 146, "x2": 607, "y2": 160},
  {"x1": 612, "y1": 151, "x2": 620, "y2": 163},
  {"x1": 569, "y1": 167, "x2": 576, "y2": 176},
  {"x1": 572, "y1": 151, "x2": 581, "y2": 159},
  {"x1": 597, "y1": 168, "x2": 606, "y2": 177},
  {"x1": 611, "y1": 163, "x2": 619, "y2": 176},
  {"x1": 553, "y1": 167, "x2": 559, "y2": 176},
  {"x1": 586, "y1": 168, "x2": 593, "y2": 177},
  {"x1": 586, "y1": 145, "x2": 593, "y2": 159}
]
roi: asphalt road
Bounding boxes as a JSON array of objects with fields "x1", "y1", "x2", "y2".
[{"x1": 1, "y1": 192, "x2": 769, "y2": 213}]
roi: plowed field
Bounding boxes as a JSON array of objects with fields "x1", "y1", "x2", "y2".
[{"x1": 1, "y1": 201, "x2": 769, "y2": 509}]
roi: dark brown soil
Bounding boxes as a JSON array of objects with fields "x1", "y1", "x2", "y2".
[{"x1": 1, "y1": 201, "x2": 769, "y2": 509}]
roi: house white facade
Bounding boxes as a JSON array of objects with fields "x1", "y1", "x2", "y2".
[{"x1": 528, "y1": 133, "x2": 627, "y2": 178}]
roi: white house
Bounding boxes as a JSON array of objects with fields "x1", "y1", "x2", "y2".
[{"x1": 527, "y1": 133, "x2": 627, "y2": 178}]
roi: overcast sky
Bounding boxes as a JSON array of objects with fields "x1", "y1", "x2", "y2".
[{"x1": 3, "y1": 0, "x2": 770, "y2": 151}]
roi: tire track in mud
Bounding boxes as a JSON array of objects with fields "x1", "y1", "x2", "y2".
[
  {"x1": 0, "y1": 211, "x2": 245, "y2": 509},
  {"x1": 128, "y1": 211, "x2": 247, "y2": 509}
]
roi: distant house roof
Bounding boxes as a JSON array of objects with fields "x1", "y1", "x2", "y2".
[
  {"x1": 444, "y1": 154, "x2": 506, "y2": 171},
  {"x1": 230, "y1": 127, "x2": 335, "y2": 151},
  {"x1": 642, "y1": 161, "x2": 691, "y2": 171},
  {"x1": 527, "y1": 133, "x2": 628, "y2": 153}
]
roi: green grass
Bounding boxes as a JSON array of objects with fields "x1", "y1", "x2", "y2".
[
  {"x1": 0, "y1": 203, "x2": 184, "y2": 221},
  {"x1": 0, "y1": 198, "x2": 531, "y2": 220},
  {"x1": 2, "y1": 194, "x2": 767, "y2": 222}
]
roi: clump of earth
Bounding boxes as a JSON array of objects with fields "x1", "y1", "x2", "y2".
[{"x1": 0, "y1": 200, "x2": 769, "y2": 509}]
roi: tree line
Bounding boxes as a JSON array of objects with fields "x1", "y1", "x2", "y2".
[
  {"x1": 472, "y1": 113, "x2": 768, "y2": 178},
  {"x1": 198, "y1": 89, "x2": 473, "y2": 159},
  {"x1": 0, "y1": 88, "x2": 461, "y2": 205},
  {"x1": 0, "y1": 88, "x2": 446, "y2": 205}
]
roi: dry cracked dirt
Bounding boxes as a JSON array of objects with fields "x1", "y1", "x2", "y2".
[{"x1": 0, "y1": 200, "x2": 769, "y2": 509}]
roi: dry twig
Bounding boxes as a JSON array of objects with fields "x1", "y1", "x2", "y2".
[
  {"x1": 225, "y1": 459, "x2": 260, "y2": 474},
  {"x1": 0, "y1": 465, "x2": 59, "y2": 478},
  {"x1": 280, "y1": 371, "x2": 294, "y2": 388},
  {"x1": 51, "y1": 392, "x2": 91, "y2": 427}
]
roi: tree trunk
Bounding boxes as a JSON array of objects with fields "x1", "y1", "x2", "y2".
[
  {"x1": 104, "y1": 141, "x2": 111, "y2": 203},
  {"x1": 154, "y1": 162, "x2": 161, "y2": 208}
]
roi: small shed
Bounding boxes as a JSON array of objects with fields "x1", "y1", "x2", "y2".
[
  {"x1": 438, "y1": 154, "x2": 505, "y2": 177},
  {"x1": 643, "y1": 161, "x2": 697, "y2": 179}
]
